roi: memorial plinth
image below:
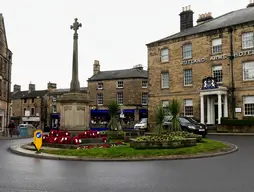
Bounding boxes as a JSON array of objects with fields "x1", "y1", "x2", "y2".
[
  {"x1": 59, "y1": 92, "x2": 90, "y2": 130},
  {"x1": 59, "y1": 18, "x2": 91, "y2": 131}
]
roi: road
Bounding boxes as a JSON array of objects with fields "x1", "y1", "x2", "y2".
[{"x1": 0, "y1": 135, "x2": 253, "y2": 192}]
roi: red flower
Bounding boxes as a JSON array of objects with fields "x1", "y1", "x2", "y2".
[
  {"x1": 102, "y1": 137, "x2": 107, "y2": 143},
  {"x1": 72, "y1": 136, "x2": 81, "y2": 145},
  {"x1": 65, "y1": 136, "x2": 72, "y2": 144},
  {"x1": 58, "y1": 137, "x2": 65, "y2": 144},
  {"x1": 87, "y1": 145, "x2": 94, "y2": 149},
  {"x1": 102, "y1": 144, "x2": 110, "y2": 148}
]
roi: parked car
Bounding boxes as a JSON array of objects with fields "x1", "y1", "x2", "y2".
[
  {"x1": 164, "y1": 116, "x2": 207, "y2": 137},
  {"x1": 134, "y1": 118, "x2": 147, "y2": 130}
]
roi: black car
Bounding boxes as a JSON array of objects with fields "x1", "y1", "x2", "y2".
[{"x1": 164, "y1": 116, "x2": 207, "y2": 137}]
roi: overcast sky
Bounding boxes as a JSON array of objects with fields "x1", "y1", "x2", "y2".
[{"x1": 1, "y1": 0, "x2": 247, "y2": 91}]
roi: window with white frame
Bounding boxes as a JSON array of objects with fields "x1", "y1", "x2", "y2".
[
  {"x1": 161, "y1": 72, "x2": 169, "y2": 88},
  {"x1": 117, "y1": 81, "x2": 124, "y2": 88},
  {"x1": 162, "y1": 100, "x2": 169, "y2": 107},
  {"x1": 183, "y1": 44, "x2": 192, "y2": 59},
  {"x1": 244, "y1": 96, "x2": 254, "y2": 116},
  {"x1": 212, "y1": 65, "x2": 223, "y2": 83},
  {"x1": 184, "y1": 99, "x2": 193, "y2": 116},
  {"x1": 142, "y1": 92, "x2": 148, "y2": 105},
  {"x1": 162, "y1": 100, "x2": 169, "y2": 112},
  {"x1": 117, "y1": 92, "x2": 123, "y2": 105},
  {"x1": 242, "y1": 32, "x2": 254, "y2": 49},
  {"x1": 243, "y1": 61, "x2": 254, "y2": 80},
  {"x1": 160, "y1": 48, "x2": 169, "y2": 62},
  {"x1": 184, "y1": 69, "x2": 192, "y2": 86},
  {"x1": 212, "y1": 38, "x2": 222, "y2": 54},
  {"x1": 142, "y1": 80, "x2": 148, "y2": 88},
  {"x1": 97, "y1": 93, "x2": 103, "y2": 105},
  {"x1": 97, "y1": 82, "x2": 103, "y2": 89}
]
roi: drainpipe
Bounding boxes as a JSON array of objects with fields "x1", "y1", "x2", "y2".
[{"x1": 229, "y1": 27, "x2": 236, "y2": 119}]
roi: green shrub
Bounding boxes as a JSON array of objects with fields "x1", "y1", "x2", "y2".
[{"x1": 221, "y1": 118, "x2": 254, "y2": 126}]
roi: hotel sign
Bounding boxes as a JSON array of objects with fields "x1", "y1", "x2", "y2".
[{"x1": 182, "y1": 49, "x2": 254, "y2": 65}]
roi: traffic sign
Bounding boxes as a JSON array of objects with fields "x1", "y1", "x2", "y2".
[{"x1": 34, "y1": 130, "x2": 42, "y2": 151}]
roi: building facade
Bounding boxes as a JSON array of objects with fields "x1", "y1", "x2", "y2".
[
  {"x1": 46, "y1": 82, "x2": 87, "y2": 129},
  {"x1": 88, "y1": 60, "x2": 149, "y2": 129},
  {"x1": 10, "y1": 83, "x2": 48, "y2": 128},
  {"x1": 0, "y1": 14, "x2": 12, "y2": 130},
  {"x1": 147, "y1": 2, "x2": 254, "y2": 125}
]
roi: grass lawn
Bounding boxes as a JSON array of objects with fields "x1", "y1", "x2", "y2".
[{"x1": 41, "y1": 139, "x2": 228, "y2": 158}]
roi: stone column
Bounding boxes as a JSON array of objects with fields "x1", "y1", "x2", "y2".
[
  {"x1": 200, "y1": 95, "x2": 204, "y2": 124},
  {"x1": 218, "y1": 93, "x2": 222, "y2": 124},
  {"x1": 224, "y1": 94, "x2": 228, "y2": 117},
  {"x1": 207, "y1": 96, "x2": 211, "y2": 124},
  {"x1": 210, "y1": 97, "x2": 215, "y2": 124},
  {"x1": 70, "y1": 18, "x2": 82, "y2": 92}
]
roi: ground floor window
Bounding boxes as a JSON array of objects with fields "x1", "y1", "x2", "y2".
[
  {"x1": 184, "y1": 99, "x2": 193, "y2": 116},
  {"x1": 243, "y1": 96, "x2": 254, "y2": 116}
]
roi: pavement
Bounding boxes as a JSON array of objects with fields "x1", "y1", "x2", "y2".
[{"x1": 0, "y1": 135, "x2": 253, "y2": 191}]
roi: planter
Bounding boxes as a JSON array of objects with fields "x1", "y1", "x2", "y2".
[{"x1": 130, "y1": 138, "x2": 196, "y2": 149}]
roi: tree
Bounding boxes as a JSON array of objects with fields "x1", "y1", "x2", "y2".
[
  {"x1": 107, "y1": 100, "x2": 121, "y2": 131},
  {"x1": 154, "y1": 104, "x2": 165, "y2": 134},
  {"x1": 167, "y1": 98, "x2": 181, "y2": 131}
]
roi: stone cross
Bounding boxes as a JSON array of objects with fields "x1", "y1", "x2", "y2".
[
  {"x1": 70, "y1": 18, "x2": 81, "y2": 92},
  {"x1": 70, "y1": 18, "x2": 82, "y2": 35}
]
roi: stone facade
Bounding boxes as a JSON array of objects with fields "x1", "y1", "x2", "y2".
[
  {"x1": 88, "y1": 78, "x2": 149, "y2": 107},
  {"x1": 147, "y1": 5, "x2": 254, "y2": 125},
  {"x1": 87, "y1": 61, "x2": 149, "y2": 128},
  {"x1": 10, "y1": 84, "x2": 48, "y2": 128},
  {"x1": 0, "y1": 14, "x2": 12, "y2": 129}
]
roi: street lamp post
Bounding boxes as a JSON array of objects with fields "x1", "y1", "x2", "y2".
[{"x1": 229, "y1": 27, "x2": 236, "y2": 119}]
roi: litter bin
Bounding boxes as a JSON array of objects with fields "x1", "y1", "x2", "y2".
[{"x1": 19, "y1": 127, "x2": 28, "y2": 137}]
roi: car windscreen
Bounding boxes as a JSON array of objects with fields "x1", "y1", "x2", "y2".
[
  {"x1": 179, "y1": 117, "x2": 191, "y2": 124},
  {"x1": 140, "y1": 118, "x2": 147, "y2": 123},
  {"x1": 186, "y1": 117, "x2": 198, "y2": 123}
]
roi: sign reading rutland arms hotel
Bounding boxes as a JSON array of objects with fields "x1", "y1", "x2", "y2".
[{"x1": 182, "y1": 49, "x2": 254, "y2": 65}]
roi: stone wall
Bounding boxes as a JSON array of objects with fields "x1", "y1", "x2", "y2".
[{"x1": 147, "y1": 22, "x2": 254, "y2": 123}]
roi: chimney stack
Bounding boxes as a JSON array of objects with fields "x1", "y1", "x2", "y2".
[
  {"x1": 28, "y1": 83, "x2": 35, "y2": 92},
  {"x1": 47, "y1": 82, "x2": 57, "y2": 92},
  {"x1": 13, "y1": 84, "x2": 21, "y2": 92},
  {"x1": 179, "y1": 5, "x2": 194, "y2": 31},
  {"x1": 196, "y1": 12, "x2": 213, "y2": 25},
  {"x1": 93, "y1": 60, "x2": 100, "y2": 75},
  {"x1": 247, "y1": 0, "x2": 254, "y2": 7}
]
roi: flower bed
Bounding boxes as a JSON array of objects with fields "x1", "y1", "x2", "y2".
[
  {"x1": 40, "y1": 139, "x2": 229, "y2": 159},
  {"x1": 130, "y1": 131, "x2": 200, "y2": 149},
  {"x1": 42, "y1": 130, "x2": 108, "y2": 145}
]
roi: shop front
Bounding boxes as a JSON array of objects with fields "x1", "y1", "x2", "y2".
[
  {"x1": 139, "y1": 109, "x2": 148, "y2": 119},
  {"x1": 22, "y1": 116, "x2": 40, "y2": 127},
  {"x1": 50, "y1": 113, "x2": 60, "y2": 129},
  {"x1": 90, "y1": 109, "x2": 110, "y2": 131},
  {"x1": 90, "y1": 108, "x2": 148, "y2": 130}
]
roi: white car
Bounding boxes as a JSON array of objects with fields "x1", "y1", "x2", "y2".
[{"x1": 134, "y1": 118, "x2": 147, "y2": 130}]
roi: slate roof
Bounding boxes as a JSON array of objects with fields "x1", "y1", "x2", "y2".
[
  {"x1": 88, "y1": 68, "x2": 148, "y2": 81},
  {"x1": 11, "y1": 87, "x2": 88, "y2": 99},
  {"x1": 10, "y1": 90, "x2": 48, "y2": 100},
  {"x1": 147, "y1": 6, "x2": 254, "y2": 45}
]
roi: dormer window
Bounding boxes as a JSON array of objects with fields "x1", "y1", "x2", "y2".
[
  {"x1": 97, "y1": 82, "x2": 103, "y2": 89},
  {"x1": 160, "y1": 48, "x2": 169, "y2": 62}
]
